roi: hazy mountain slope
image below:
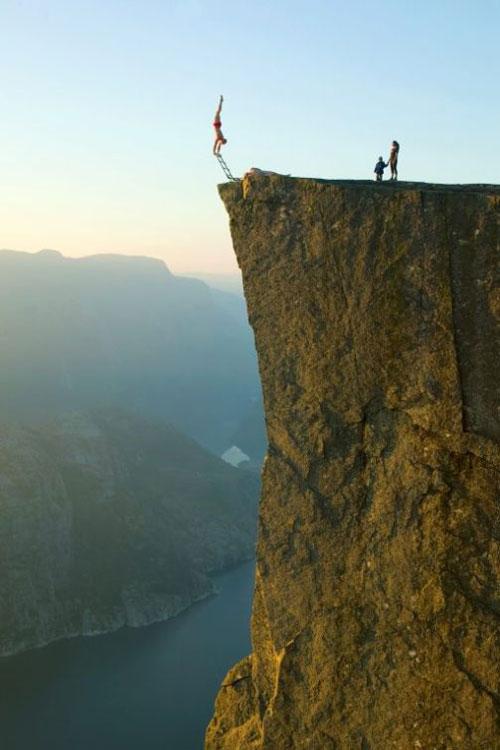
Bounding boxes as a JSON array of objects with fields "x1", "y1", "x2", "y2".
[
  {"x1": 180, "y1": 272, "x2": 244, "y2": 297},
  {"x1": 229, "y1": 399, "x2": 267, "y2": 465},
  {"x1": 0, "y1": 409, "x2": 258, "y2": 656},
  {"x1": 0, "y1": 250, "x2": 260, "y2": 451}
]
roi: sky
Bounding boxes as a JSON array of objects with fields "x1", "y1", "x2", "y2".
[{"x1": 0, "y1": 0, "x2": 498, "y2": 273}]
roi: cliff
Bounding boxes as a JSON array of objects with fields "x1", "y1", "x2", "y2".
[
  {"x1": 206, "y1": 178, "x2": 500, "y2": 749},
  {"x1": 0, "y1": 410, "x2": 258, "y2": 656}
]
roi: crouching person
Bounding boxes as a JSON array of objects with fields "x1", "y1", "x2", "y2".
[{"x1": 374, "y1": 156, "x2": 387, "y2": 182}]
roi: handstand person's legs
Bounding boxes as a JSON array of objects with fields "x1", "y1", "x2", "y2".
[{"x1": 214, "y1": 95, "x2": 223, "y2": 122}]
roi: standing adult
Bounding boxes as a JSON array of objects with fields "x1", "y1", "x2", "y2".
[{"x1": 388, "y1": 140, "x2": 400, "y2": 180}]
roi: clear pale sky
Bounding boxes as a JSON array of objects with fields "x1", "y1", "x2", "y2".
[{"x1": 0, "y1": 0, "x2": 498, "y2": 273}]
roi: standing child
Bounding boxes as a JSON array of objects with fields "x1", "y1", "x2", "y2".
[{"x1": 374, "y1": 156, "x2": 387, "y2": 182}]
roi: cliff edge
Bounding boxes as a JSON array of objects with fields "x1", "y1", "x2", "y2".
[{"x1": 206, "y1": 178, "x2": 500, "y2": 749}]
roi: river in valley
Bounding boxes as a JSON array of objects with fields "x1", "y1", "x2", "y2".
[{"x1": 0, "y1": 561, "x2": 255, "y2": 750}]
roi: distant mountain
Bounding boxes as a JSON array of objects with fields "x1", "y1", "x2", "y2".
[
  {"x1": 0, "y1": 409, "x2": 259, "y2": 656},
  {"x1": 229, "y1": 398, "x2": 268, "y2": 465},
  {"x1": 179, "y1": 272, "x2": 244, "y2": 297},
  {"x1": 0, "y1": 250, "x2": 261, "y2": 452}
]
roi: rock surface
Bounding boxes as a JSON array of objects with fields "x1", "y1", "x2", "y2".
[
  {"x1": 0, "y1": 409, "x2": 258, "y2": 656},
  {"x1": 206, "y1": 178, "x2": 500, "y2": 749}
]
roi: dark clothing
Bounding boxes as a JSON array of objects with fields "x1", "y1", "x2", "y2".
[{"x1": 374, "y1": 160, "x2": 387, "y2": 176}]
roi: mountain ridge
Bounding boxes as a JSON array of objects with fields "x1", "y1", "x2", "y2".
[{"x1": 0, "y1": 248, "x2": 263, "y2": 454}]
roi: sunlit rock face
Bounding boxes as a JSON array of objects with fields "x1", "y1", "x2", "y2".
[{"x1": 206, "y1": 177, "x2": 500, "y2": 749}]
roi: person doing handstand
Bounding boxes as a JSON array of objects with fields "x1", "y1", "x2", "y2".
[
  {"x1": 388, "y1": 140, "x2": 400, "y2": 180},
  {"x1": 213, "y1": 95, "x2": 227, "y2": 155}
]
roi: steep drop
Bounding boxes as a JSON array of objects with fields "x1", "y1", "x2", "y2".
[{"x1": 206, "y1": 178, "x2": 500, "y2": 749}]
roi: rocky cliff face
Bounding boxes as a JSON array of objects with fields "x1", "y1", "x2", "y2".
[
  {"x1": 0, "y1": 410, "x2": 258, "y2": 656},
  {"x1": 206, "y1": 178, "x2": 500, "y2": 749}
]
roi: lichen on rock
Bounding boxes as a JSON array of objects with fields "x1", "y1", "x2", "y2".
[{"x1": 206, "y1": 178, "x2": 500, "y2": 749}]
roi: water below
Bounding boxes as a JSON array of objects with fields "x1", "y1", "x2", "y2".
[{"x1": 0, "y1": 561, "x2": 255, "y2": 750}]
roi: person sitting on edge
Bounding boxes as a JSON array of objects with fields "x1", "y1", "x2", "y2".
[
  {"x1": 212, "y1": 95, "x2": 227, "y2": 155},
  {"x1": 374, "y1": 156, "x2": 387, "y2": 182},
  {"x1": 388, "y1": 140, "x2": 400, "y2": 180}
]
